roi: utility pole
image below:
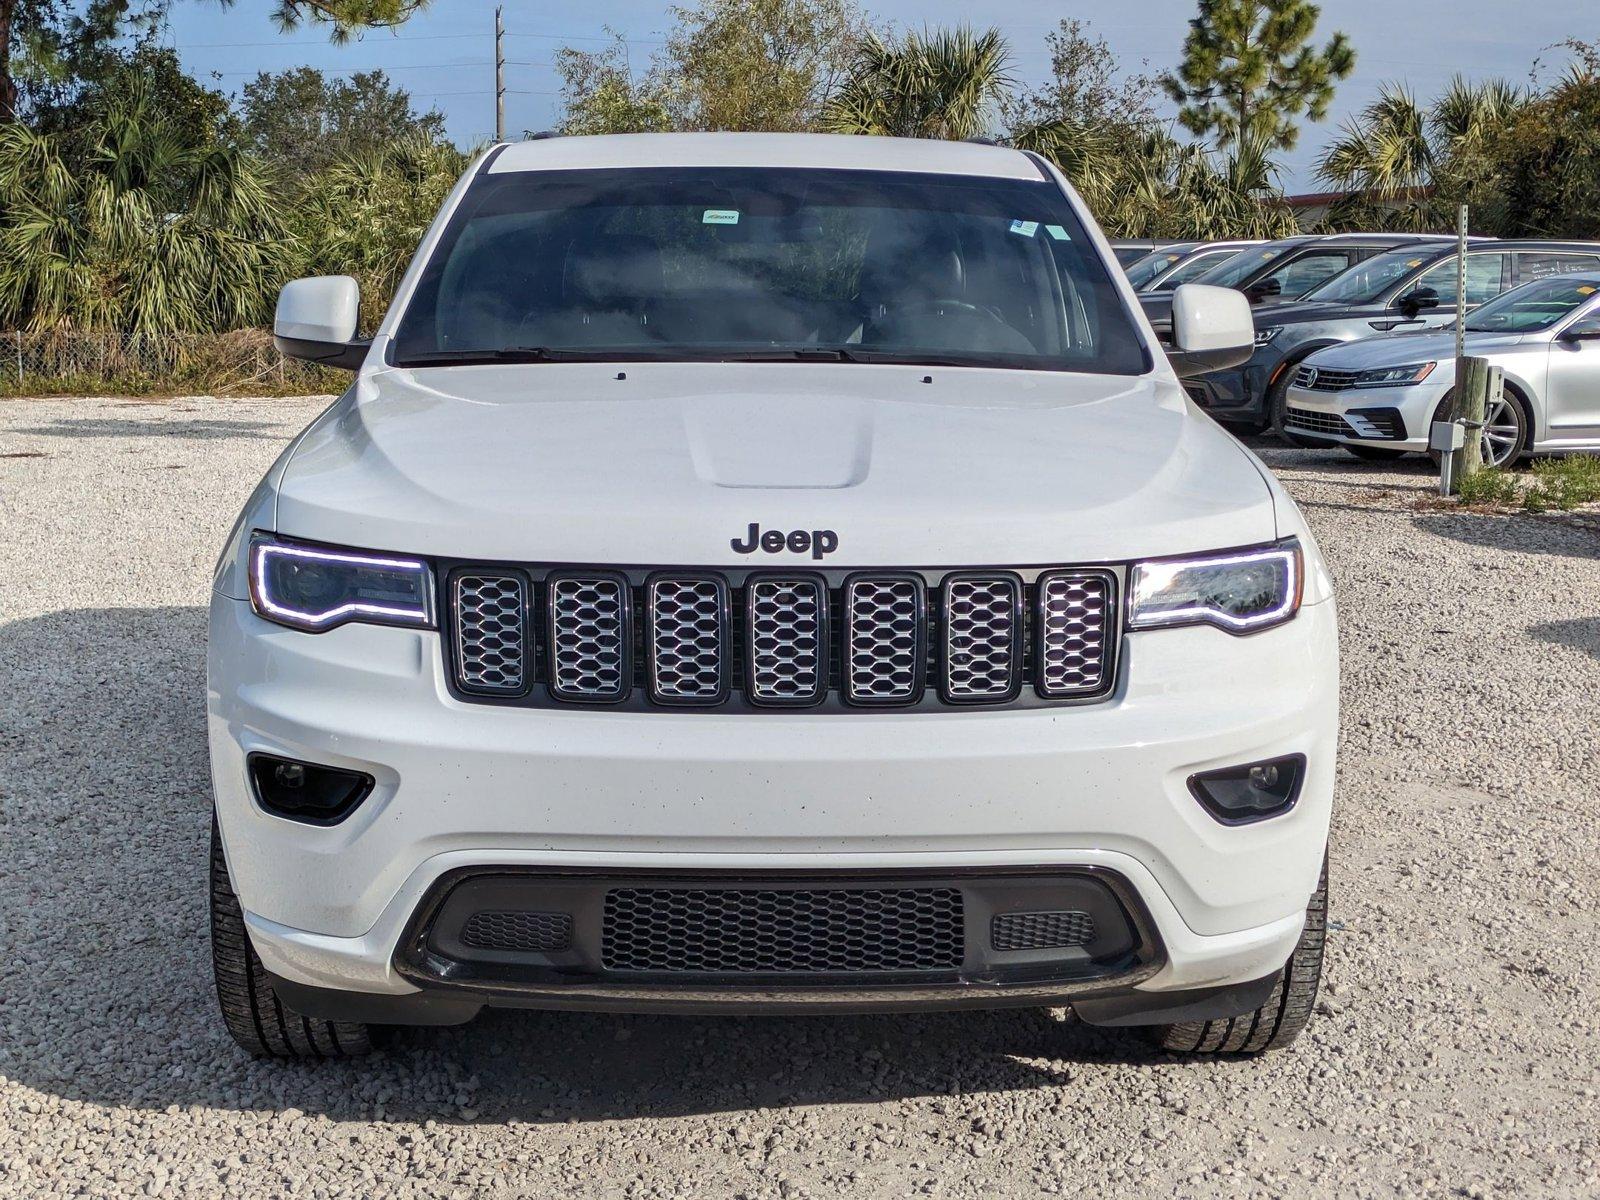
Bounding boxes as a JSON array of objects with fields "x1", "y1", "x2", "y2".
[{"x1": 494, "y1": 5, "x2": 506, "y2": 141}]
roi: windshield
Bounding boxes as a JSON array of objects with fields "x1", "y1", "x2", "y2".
[
  {"x1": 1192, "y1": 240, "x2": 1303, "y2": 289},
  {"x1": 1124, "y1": 245, "x2": 1194, "y2": 288},
  {"x1": 1301, "y1": 247, "x2": 1441, "y2": 303},
  {"x1": 392, "y1": 166, "x2": 1150, "y2": 374},
  {"x1": 1464, "y1": 275, "x2": 1600, "y2": 332}
]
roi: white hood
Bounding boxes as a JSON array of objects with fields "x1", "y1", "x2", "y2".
[{"x1": 274, "y1": 362, "x2": 1278, "y2": 566}]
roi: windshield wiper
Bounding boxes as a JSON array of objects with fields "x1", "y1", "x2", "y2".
[{"x1": 396, "y1": 346, "x2": 601, "y2": 366}]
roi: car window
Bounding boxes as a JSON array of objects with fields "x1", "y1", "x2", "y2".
[
  {"x1": 394, "y1": 166, "x2": 1150, "y2": 375},
  {"x1": 1514, "y1": 251, "x2": 1600, "y2": 285},
  {"x1": 1193, "y1": 241, "x2": 1302, "y2": 288},
  {"x1": 1463, "y1": 275, "x2": 1600, "y2": 332},
  {"x1": 1413, "y1": 252, "x2": 1509, "y2": 307},
  {"x1": 1263, "y1": 251, "x2": 1352, "y2": 298},
  {"x1": 1124, "y1": 249, "x2": 1188, "y2": 288},
  {"x1": 1300, "y1": 248, "x2": 1444, "y2": 304},
  {"x1": 1159, "y1": 248, "x2": 1242, "y2": 287}
]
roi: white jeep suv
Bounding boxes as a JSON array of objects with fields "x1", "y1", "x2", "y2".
[{"x1": 208, "y1": 133, "x2": 1338, "y2": 1059}]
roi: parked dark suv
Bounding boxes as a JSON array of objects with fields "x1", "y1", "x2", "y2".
[
  {"x1": 1140, "y1": 233, "x2": 1454, "y2": 369},
  {"x1": 1243, "y1": 240, "x2": 1600, "y2": 437}
]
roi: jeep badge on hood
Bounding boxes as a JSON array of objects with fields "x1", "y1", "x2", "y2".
[{"x1": 730, "y1": 523, "x2": 839, "y2": 559}]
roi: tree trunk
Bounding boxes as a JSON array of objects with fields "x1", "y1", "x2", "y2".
[{"x1": 0, "y1": 0, "x2": 15, "y2": 122}]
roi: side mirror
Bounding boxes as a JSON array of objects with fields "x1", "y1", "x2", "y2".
[
  {"x1": 1558, "y1": 322, "x2": 1600, "y2": 343},
  {"x1": 1245, "y1": 277, "x2": 1283, "y2": 303},
  {"x1": 1167, "y1": 284, "x2": 1255, "y2": 378},
  {"x1": 274, "y1": 276, "x2": 368, "y2": 370},
  {"x1": 1397, "y1": 285, "x2": 1440, "y2": 319}
]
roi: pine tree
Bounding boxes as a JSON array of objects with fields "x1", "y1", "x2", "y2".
[{"x1": 1161, "y1": 0, "x2": 1355, "y2": 153}]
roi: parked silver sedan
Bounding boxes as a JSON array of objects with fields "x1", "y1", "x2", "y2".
[{"x1": 1281, "y1": 273, "x2": 1600, "y2": 465}]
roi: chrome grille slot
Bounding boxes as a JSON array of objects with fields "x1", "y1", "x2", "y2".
[
  {"x1": 746, "y1": 576, "x2": 827, "y2": 705},
  {"x1": 547, "y1": 573, "x2": 630, "y2": 702},
  {"x1": 844, "y1": 576, "x2": 925, "y2": 704},
  {"x1": 1036, "y1": 572, "x2": 1113, "y2": 698},
  {"x1": 942, "y1": 574, "x2": 1021, "y2": 702},
  {"x1": 453, "y1": 572, "x2": 528, "y2": 694},
  {"x1": 1285, "y1": 407, "x2": 1349, "y2": 436},
  {"x1": 647, "y1": 576, "x2": 728, "y2": 704},
  {"x1": 1293, "y1": 365, "x2": 1362, "y2": 392}
]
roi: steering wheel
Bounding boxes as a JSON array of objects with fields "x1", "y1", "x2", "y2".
[{"x1": 892, "y1": 297, "x2": 1013, "y2": 326}]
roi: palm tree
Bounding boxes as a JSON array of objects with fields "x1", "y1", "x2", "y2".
[
  {"x1": 823, "y1": 27, "x2": 1010, "y2": 141},
  {"x1": 1315, "y1": 77, "x2": 1525, "y2": 230},
  {"x1": 0, "y1": 73, "x2": 288, "y2": 336}
]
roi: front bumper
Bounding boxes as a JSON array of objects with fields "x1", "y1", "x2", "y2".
[
  {"x1": 209, "y1": 592, "x2": 1338, "y2": 1011},
  {"x1": 1283, "y1": 381, "x2": 1450, "y2": 451}
]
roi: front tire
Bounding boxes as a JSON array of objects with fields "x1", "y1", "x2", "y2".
[
  {"x1": 1152, "y1": 855, "x2": 1327, "y2": 1055},
  {"x1": 210, "y1": 819, "x2": 374, "y2": 1059}
]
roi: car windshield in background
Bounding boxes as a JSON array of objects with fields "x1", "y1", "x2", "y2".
[
  {"x1": 392, "y1": 167, "x2": 1150, "y2": 375},
  {"x1": 1463, "y1": 275, "x2": 1600, "y2": 332},
  {"x1": 1192, "y1": 241, "x2": 1297, "y2": 289},
  {"x1": 1124, "y1": 246, "x2": 1193, "y2": 288},
  {"x1": 1302, "y1": 248, "x2": 1439, "y2": 303}
]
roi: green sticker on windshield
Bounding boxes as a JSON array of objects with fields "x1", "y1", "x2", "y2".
[
  {"x1": 1045, "y1": 224, "x2": 1071, "y2": 241},
  {"x1": 702, "y1": 209, "x2": 740, "y2": 225},
  {"x1": 1009, "y1": 219, "x2": 1039, "y2": 237}
]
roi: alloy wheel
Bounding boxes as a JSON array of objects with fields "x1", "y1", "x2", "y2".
[{"x1": 1481, "y1": 395, "x2": 1523, "y2": 466}]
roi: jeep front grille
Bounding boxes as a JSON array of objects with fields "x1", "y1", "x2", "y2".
[
  {"x1": 601, "y1": 885, "x2": 964, "y2": 973},
  {"x1": 448, "y1": 565, "x2": 1119, "y2": 710}
]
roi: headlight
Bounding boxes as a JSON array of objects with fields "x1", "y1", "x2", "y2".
[
  {"x1": 1129, "y1": 540, "x2": 1302, "y2": 634},
  {"x1": 1254, "y1": 326, "x2": 1281, "y2": 345},
  {"x1": 1353, "y1": 361, "x2": 1435, "y2": 387},
  {"x1": 248, "y1": 534, "x2": 435, "y2": 632}
]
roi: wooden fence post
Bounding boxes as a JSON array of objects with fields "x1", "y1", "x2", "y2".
[{"x1": 1452, "y1": 355, "x2": 1490, "y2": 483}]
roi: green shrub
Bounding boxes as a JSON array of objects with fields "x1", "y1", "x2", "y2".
[
  {"x1": 1456, "y1": 466, "x2": 1520, "y2": 507},
  {"x1": 1523, "y1": 455, "x2": 1600, "y2": 511}
]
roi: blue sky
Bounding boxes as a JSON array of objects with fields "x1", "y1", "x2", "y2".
[{"x1": 161, "y1": 1, "x2": 1593, "y2": 190}]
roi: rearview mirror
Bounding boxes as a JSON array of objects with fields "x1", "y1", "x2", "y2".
[
  {"x1": 274, "y1": 276, "x2": 368, "y2": 370},
  {"x1": 1167, "y1": 284, "x2": 1255, "y2": 378}
]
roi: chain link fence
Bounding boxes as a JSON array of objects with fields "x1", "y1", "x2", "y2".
[{"x1": 0, "y1": 328, "x2": 344, "y2": 397}]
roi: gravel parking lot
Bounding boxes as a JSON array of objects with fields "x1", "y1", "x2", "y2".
[{"x1": 2, "y1": 395, "x2": 1597, "y2": 1199}]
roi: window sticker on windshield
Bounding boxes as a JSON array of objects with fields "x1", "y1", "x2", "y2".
[
  {"x1": 1009, "y1": 219, "x2": 1039, "y2": 237},
  {"x1": 1579, "y1": 286, "x2": 1596, "y2": 295},
  {"x1": 1406, "y1": 259, "x2": 1423, "y2": 267},
  {"x1": 1045, "y1": 224, "x2": 1071, "y2": 240},
  {"x1": 702, "y1": 209, "x2": 740, "y2": 225}
]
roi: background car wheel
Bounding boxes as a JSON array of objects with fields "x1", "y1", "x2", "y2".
[
  {"x1": 1343, "y1": 444, "x2": 1408, "y2": 461},
  {"x1": 1424, "y1": 388, "x2": 1531, "y2": 468},
  {"x1": 210, "y1": 818, "x2": 374, "y2": 1059},
  {"x1": 1151, "y1": 855, "x2": 1327, "y2": 1056},
  {"x1": 1267, "y1": 370, "x2": 1323, "y2": 448}
]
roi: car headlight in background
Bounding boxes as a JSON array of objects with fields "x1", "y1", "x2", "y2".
[
  {"x1": 1129, "y1": 539, "x2": 1302, "y2": 634},
  {"x1": 248, "y1": 534, "x2": 434, "y2": 632},
  {"x1": 1353, "y1": 361, "x2": 1435, "y2": 387},
  {"x1": 1254, "y1": 326, "x2": 1282, "y2": 345}
]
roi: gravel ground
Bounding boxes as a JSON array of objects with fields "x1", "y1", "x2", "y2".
[{"x1": 2, "y1": 395, "x2": 1598, "y2": 1199}]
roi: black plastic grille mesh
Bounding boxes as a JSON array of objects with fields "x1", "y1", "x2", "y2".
[
  {"x1": 991, "y1": 910, "x2": 1096, "y2": 951},
  {"x1": 548, "y1": 575, "x2": 628, "y2": 700},
  {"x1": 454, "y1": 574, "x2": 527, "y2": 693},
  {"x1": 460, "y1": 910, "x2": 574, "y2": 952},
  {"x1": 943, "y1": 576, "x2": 1020, "y2": 700},
  {"x1": 1037, "y1": 573, "x2": 1112, "y2": 697},
  {"x1": 602, "y1": 886, "x2": 964, "y2": 973},
  {"x1": 747, "y1": 577, "x2": 826, "y2": 703},
  {"x1": 845, "y1": 577, "x2": 923, "y2": 703},
  {"x1": 648, "y1": 577, "x2": 726, "y2": 702}
]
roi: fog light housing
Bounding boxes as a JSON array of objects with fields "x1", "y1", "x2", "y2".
[
  {"x1": 247, "y1": 753, "x2": 374, "y2": 825},
  {"x1": 1187, "y1": 754, "x2": 1305, "y2": 825}
]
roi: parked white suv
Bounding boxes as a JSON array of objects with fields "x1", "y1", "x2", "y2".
[{"x1": 209, "y1": 133, "x2": 1338, "y2": 1060}]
